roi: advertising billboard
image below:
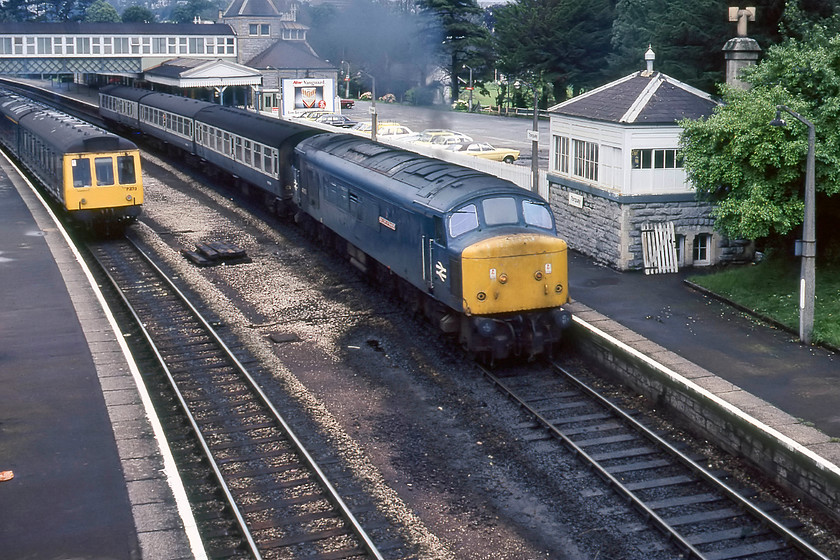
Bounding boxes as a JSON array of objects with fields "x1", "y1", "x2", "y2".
[{"x1": 282, "y1": 78, "x2": 336, "y2": 115}]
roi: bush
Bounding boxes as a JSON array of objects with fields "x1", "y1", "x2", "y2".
[
  {"x1": 359, "y1": 91, "x2": 372, "y2": 100},
  {"x1": 452, "y1": 99, "x2": 468, "y2": 111}
]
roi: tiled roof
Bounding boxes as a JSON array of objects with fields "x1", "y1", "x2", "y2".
[
  {"x1": 0, "y1": 22, "x2": 234, "y2": 35},
  {"x1": 247, "y1": 40, "x2": 334, "y2": 70},
  {"x1": 549, "y1": 71, "x2": 718, "y2": 124}
]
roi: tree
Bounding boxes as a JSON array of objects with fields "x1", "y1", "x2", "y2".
[
  {"x1": 493, "y1": 0, "x2": 616, "y2": 103},
  {"x1": 169, "y1": 0, "x2": 217, "y2": 23},
  {"x1": 122, "y1": 4, "x2": 155, "y2": 23},
  {"x1": 0, "y1": 0, "x2": 33, "y2": 22},
  {"x1": 84, "y1": 0, "x2": 120, "y2": 22},
  {"x1": 416, "y1": 0, "x2": 490, "y2": 103},
  {"x1": 680, "y1": 21, "x2": 840, "y2": 250}
]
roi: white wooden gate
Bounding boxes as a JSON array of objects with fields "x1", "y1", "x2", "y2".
[{"x1": 641, "y1": 222, "x2": 678, "y2": 275}]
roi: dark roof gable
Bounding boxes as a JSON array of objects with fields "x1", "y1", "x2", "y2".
[{"x1": 549, "y1": 71, "x2": 718, "y2": 125}]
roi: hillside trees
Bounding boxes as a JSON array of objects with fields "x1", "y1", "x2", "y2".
[{"x1": 492, "y1": 0, "x2": 616, "y2": 104}]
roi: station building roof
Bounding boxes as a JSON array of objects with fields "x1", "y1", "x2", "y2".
[
  {"x1": 549, "y1": 70, "x2": 718, "y2": 125},
  {"x1": 0, "y1": 22, "x2": 234, "y2": 36},
  {"x1": 246, "y1": 39, "x2": 334, "y2": 70},
  {"x1": 143, "y1": 58, "x2": 262, "y2": 88}
]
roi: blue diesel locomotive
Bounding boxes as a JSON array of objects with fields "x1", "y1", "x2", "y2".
[{"x1": 98, "y1": 86, "x2": 571, "y2": 360}]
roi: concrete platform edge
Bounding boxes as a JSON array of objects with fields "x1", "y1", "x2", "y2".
[
  {"x1": 567, "y1": 300, "x2": 840, "y2": 521},
  {"x1": 4, "y1": 154, "x2": 207, "y2": 560}
]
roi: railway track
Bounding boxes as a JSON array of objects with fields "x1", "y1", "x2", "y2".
[
  {"x1": 87, "y1": 234, "x2": 387, "y2": 560},
  {"x1": 481, "y1": 361, "x2": 831, "y2": 560}
]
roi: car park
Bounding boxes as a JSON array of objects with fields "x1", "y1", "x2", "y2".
[
  {"x1": 446, "y1": 141, "x2": 520, "y2": 163},
  {"x1": 315, "y1": 114, "x2": 358, "y2": 128}
]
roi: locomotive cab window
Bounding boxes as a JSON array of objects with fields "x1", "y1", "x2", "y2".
[
  {"x1": 117, "y1": 155, "x2": 136, "y2": 184},
  {"x1": 523, "y1": 200, "x2": 553, "y2": 230},
  {"x1": 482, "y1": 197, "x2": 518, "y2": 226},
  {"x1": 71, "y1": 158, "x2": 92, "y2": 188},
  {"x1": 95, "y1": 157, "x2": 114, "y2": 185},
  {"x1": 449, "y1": 204, "x2": 478, "y2": 237}
]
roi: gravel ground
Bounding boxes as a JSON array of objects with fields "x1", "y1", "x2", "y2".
[{"x1": 130, "y1": 153, "x2": 837, "y2": 559}]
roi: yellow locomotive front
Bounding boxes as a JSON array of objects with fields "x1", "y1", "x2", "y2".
[
  {"x1": 62, "y1": 148, "x2": 143, "y2": 223},
  {"x1": 461, "y1": 232, "x2": 569, "y2": 316}
]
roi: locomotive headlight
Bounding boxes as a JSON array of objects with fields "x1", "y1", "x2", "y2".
[
  {"x1": 555, "y1": 283, "x2": 564, "y2": 294},
  {"x1": 80, "y1": 198, "x2": 87, "y2": 205},
  {"x1": 498, "y1": 273, "x2": 508, "y2": 285},
  {"x1": 551, "y1": 309, "x2": 573, "y2": 329},
  {"x1": 534, "y1": 270, "x2": 543, "y2": 281},
  {"x1": 476, "y1": 291, "x2": 487, "y2": 301},
  {"x1": 126, "y1": 194, "x2": 133, "y2": 201}
]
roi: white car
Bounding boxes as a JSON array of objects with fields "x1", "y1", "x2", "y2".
[{"x1": 351, "y1": 121, "x2": 414, "y2": 140}]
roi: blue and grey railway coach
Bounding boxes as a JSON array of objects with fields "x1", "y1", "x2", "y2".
[
  {"x1": 100, "y1": 86, "x2": 319, "y2": 206},
  {"x1": 192, "y1": 104, "x2": 319, "y2": 202},
  {"x1": 295, "y1": 134, "x2": 571, "y2": 360}
]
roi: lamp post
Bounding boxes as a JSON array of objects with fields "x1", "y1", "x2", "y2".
[
  {"x1": 358, "y1": 70, "x2": 377, "y2": 142},
  {"x1": 514, "y1": 79, "x2": 540, "y2": 194},
  {"x1": 770, "y1": 104, "x2": 816, "y2": 345},
  {"x1": 463, "y1": 64, "x2": 473, "y2": 112},
  {"x1": 341, "y1": 60, "x2": 350, "y2": 99}
]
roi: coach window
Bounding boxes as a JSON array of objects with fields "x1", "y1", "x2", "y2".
[
  {"x1": 71, "y1": 158, "x2": 92, "y2": 188},
  {"x1": 244, "y1": 140, "x2": 252, "y2": 165},
  {"x1": 117, "y1": 156, "x2": 136, "y2": 184},
  {"x1": 449, "y1": 204, "x2": 478, "y2": 237},
  {"x1": 95, "y1": 157, "x2": 114, "y2": 186},
  {"x1": 482, "y1": 197, "x2": 517, "y2": 226}
]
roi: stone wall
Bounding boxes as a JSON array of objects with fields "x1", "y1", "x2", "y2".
[{"x1": 548, "y1": 178, "x2": 752, "y2": 270}]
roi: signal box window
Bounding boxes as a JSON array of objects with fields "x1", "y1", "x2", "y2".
[
  {"x1": 692, "y1": 234, "x2": 711, "y2": 264},
  {"x1": 95, "y1": 157, "x2": 114, "y2": 186},
  {"x1": 71, "y1": 158, "x2": 92, "y2": 188},
  {"x1": 117, "y1": 156, "x2": 136, "y2": 184}
]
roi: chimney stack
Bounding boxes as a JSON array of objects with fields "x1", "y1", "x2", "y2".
[{"x1": 723, "y1": 7, "x2": 761, "y2": 89}]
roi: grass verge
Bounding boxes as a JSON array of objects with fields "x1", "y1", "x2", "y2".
[{"x1": 688, "y1": 258, "x2": 840, "y2": 348}]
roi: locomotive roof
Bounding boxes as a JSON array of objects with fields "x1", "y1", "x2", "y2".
[
  {"x1": 0, "y1": 91, "x2": 136, "y2": 154},
  {"x1": 296, "y1": 134, "x2": 538, "y2": 213}
]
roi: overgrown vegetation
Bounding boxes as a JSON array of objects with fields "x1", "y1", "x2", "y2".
[{"x1": 689, "y1": 256, "x2": 840, "y2": 348}]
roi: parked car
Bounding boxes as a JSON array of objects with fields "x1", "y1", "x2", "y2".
[
  {"x1": 428, "y1": 134, "x2": 476, "y2": 149},
  {"x1": 340, "y1": 99, "x2": 355, "y2": 109},
  {"x1": 315, "y1": 114, "x2": 358, "y2": 128},
  {"x1": 351, "y1": 121, "x2": 414, "y2": 139},
  {"x1": 446, "y1": 141, "x2": 520, "y2": 163},
  {"x1": 295, "y1": 110, "x2": 331, "y2": 120},
  {"x1": 409, "y1": 129, "x2": 473, "y2": 145}
]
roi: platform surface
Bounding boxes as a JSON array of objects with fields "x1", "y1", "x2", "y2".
[{"x1": 0, "y1": 158, "x2": 199, "y2": 560}]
